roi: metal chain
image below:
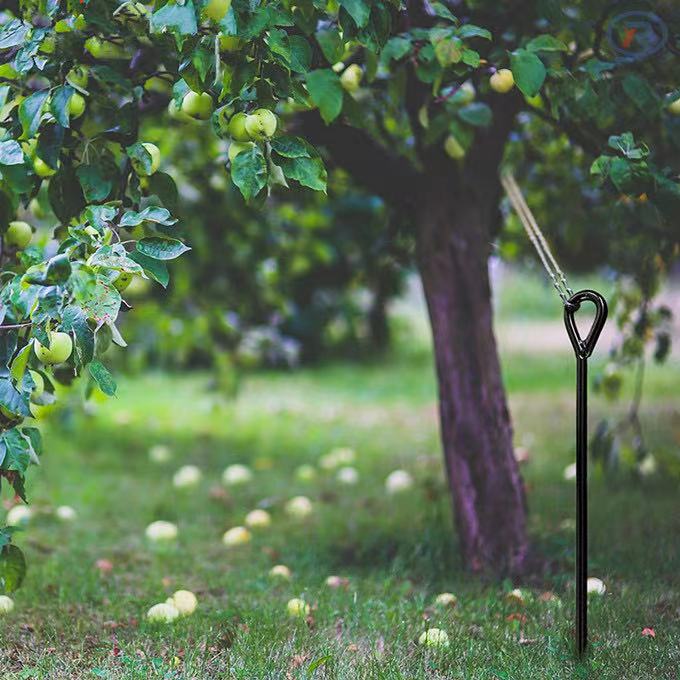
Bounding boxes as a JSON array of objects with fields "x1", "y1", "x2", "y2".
[{"x1": 501, "y1": 172, "x2": 574, "y2": 304}]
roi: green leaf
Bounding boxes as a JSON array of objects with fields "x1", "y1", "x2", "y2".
[
  {"x1": 0, "y1": 140, "x2": 24, "y2": 166},
  {"x1": 288, "y1": 36, "x2": 312, "y2": 74},
  {"x1": 306, "y1": 70, "x2": 343, "y2": 124},
  {"x1": 129, "y1": 251, "x2": 169, "y2": 288},
  {"x1": 339, "y1": 0, "x2": 370, "y2": 28},
  {"x1": 36, "y1": 122, "x2": 64, "y2": 170},
  {"x1": 136, "y1": 237, "x2": 191, "y2": 260},
  {"x1": 0, "y1": 527, "x2": 18, "y2": 552},
  {"x1": 380, "y1": 36, "x2": 412, "y2": 65},
  {"x1": 19, "y1": 90, "x2": 49, "y2": 139},
  {"x1": 277, "y1": 155, "x2": 327, "y2": 191},
  {"x1": 0, "y1": 428, "x2": 32, "y2": 473},
  {"x1": 0, "y1": 378, "x2": 31, "y2": 418},
  {"x1": 231, "y1": 145, "x2": 268, "y2": 201},
  {"x1": 48, "y1": 165, "x2": 86, "y2": 223},
  {"x1": 0, "y1": 19, "x2": 30, "y2": 49},
  {"x1": 430, "y1": 2, "x2": 457, "y2": 22},
  {"x1": 75, "y1": 279, "x2": 122, "y2": 324},
  {"x1": 461, "y1": 49, "x2": 480, "y2": 67},
  {"x1": 271, "y1": 136, "x2": 314, "y2": 159},
  {"x1": 316, "y1": 29, "x2": 345, "y2": 65},
  {"x1": 432, "y1": 34, "x2": 462, "y2": 67},
  {"x1": 9, "y1": 345, "x2": 31, "y2": 384},
  {"x1": 119, "y1": 206, "x2": 177, "y2": 228},
  {"x1": 76, "y1": 164, "x2": 113, "y2": 203},
  {"x1": 510, "y1": 49, "x2": 546, "y2": 97},
  {"x1": 126, "y1": 142, "x2": 153, "y2": 176},
  {"x1": 150, "y1": 0, "x2": 198, "y2": 36},
  {"x1": 525, "y1": 35, "x2": 568, "y2": 52},
  {"x1": 621, "y1": 74, "x2": 659, "y2": 116},
  {"x1": 458, "y1": 102, "x2": 492, "y2": 127},
  {"x1": 49, "y1": 85, "x2": 75, "y2": 129},
  {"x1": 0, "y1": 544, "x2": 26, "y2": 594},
  {"x1": 61, "y1": 305, "x2": 94, "y2": 365},
  {"x1": 457, "y1": 24, "x2": 491, "y2": 40},
  {"x1": 146, "y1": 173, "x2": 178, "y2": 212},
  {"x1": 88, "y1": 360, "x2": 116, "y2": 396}
]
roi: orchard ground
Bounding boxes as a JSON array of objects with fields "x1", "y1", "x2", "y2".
[{"x1": 1, "y1": 271, "x2": 679, "y2": 679}]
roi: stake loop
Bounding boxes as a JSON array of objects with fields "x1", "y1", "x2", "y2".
[{"x1": 564, "y1": 289, "x2": 608, "y2": 658}]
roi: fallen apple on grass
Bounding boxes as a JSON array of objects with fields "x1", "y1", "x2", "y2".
[
  {"x1": 0, "y1": 596, "x2": 14, "y2": 615},
  {"x1": 222, "y1": 526, "x2": 252, "y2": 547},
  {"x1": 285, "y1": 496, "x2": 313, "y2": 519},
  {"x1": 269, "y1": 564, "x2": 292, "y2": 580},
  {"x1": 286, "y1": 597, "x2": 310, "y2": 618},
  {"x1": 385, "y1": 469, "x2": 414, "y2": 494},
  {"x1": 222, "y1": 463, "x2": 253, "y2": 486},
  {"x1": 434, "y1": 592, "x2": 457, "y2": 608},
  {"x1": 55, "y1": 505, "x2": 77, "y2": 521},
  {"x1": 418, "y1": 628, "x2": 450, "y2": 648},
  {"x1": 146, "y1": 601, "x2": 180, "y2": 623},
  {"x1": 145, "y1": 520, "x2": 178, "y2": 542},
  {"x1": 173, "y1": 465, "x2": 202, "y2": 488},
  {"x1": 168, "y1": 590, "x2": 197, "y2": 616},
  {"x1": 245, "y1": 509, "x2": 271, "y2": 529}
]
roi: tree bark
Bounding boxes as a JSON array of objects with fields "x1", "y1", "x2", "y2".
[
  {"x1": 416, "y1": 174, "x2": 528, "y2": 574},
  {"x1": 414, "y1": 102, "x2": 529, "y2": 574}
]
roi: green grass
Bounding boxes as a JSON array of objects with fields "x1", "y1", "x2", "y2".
[{"x1": 1, "y1": 280, "x2": 679, "y2": 678}]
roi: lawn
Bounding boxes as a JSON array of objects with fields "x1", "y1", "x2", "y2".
[{"x1": 1, "y1": 276, "x2": 679, "y2": 679}]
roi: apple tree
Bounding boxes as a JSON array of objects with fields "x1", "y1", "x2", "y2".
[{"x1": 1, "y1": 0, "x2": 679, "y2": 586}]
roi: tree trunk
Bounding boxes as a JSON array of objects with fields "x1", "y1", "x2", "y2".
[
  {"x1": 368, "y1": 280, "x2": 390, "y2": 351},
  {"x1": 416, "y1": 166, "x2": 529, "y2": 575},
  {"x1": 300, "y1": 95, "x2": 530, "y2": 575}
]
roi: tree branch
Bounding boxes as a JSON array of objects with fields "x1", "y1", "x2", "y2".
[{"x1": 296, "y1": 111, "x2": 421, "y2": 211}]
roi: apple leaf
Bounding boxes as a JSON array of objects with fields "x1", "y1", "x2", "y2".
[
  {"x1": 88, "y1": 360, "x2": 116, "y2": 396},
  {"x1": 136, "y1": 237, "x2": 191, "y2": 260},
  {"x1": 305, "y1": 69, "x2": 344, "y2": 124},
  {"x1": 510, "y1": 49, "x2": 546, "y2": 97},
  {"x1": 231, "y1": 144, "x2": 268, "y2": 200},
  {"x1": 0, "y1": 544, "x2": 26, "y2": 594},
  {"x1": 339, "y1": 0, "x2": 370, "y2": 28}
]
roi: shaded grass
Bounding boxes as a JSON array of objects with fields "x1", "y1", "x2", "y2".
[
  {"x1": 1, "y1": 259, "x2": 679, "y2": 680},
  {"x1": 0, "y1": 338, "x2": 678, "y2": 679}
]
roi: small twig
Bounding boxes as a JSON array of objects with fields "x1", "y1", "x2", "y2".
[{"x1": 0, "y1": 322, "x2": 32, "y2": 330}]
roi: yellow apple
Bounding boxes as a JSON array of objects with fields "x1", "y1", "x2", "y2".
[
  {"x1": 490, "y1": 68, "x2": 515, "y2": 93},
  {"x1": 204, "y1": 0, "x2": 232, "y2": 21},
  {"x1": 34, "y1": 331, "x2": 73, "y2": 365},
  {"x1": 444, "y1": 134, "x2": 465, "y2": 160},
  {"x1": 34, "y1": 157, "x2": 57, "y2": 177},
  {"x1": 227, "y1": 112, "x2": 251, "y2": 141},
  {"x1": 113, "y1": 271, "x2": 133, "y2": 291},
  {"x1": 668, "y1": 97, "x2": 680, "y2": 115},
  {"x1": 69, "y1": 93, "x2": 86, "y2": 119},
  {"x1": 219, "y1": 35, "x2": 242, "y2": 53},
  {"x1": 5, "y1": 221, "x2": 33, "y2": 248},
  {"x1": 84, "y1": 37, "x2": 128, "y2": 60},
  {"x1": 67, "y1": 66, "x2": 89, "y2": 89},
  {"x1": 181, "y1": 91, "x2": 214, "y2": 120},
  {"x1": 340, "y1": 64, "x2": 362, "y2": 93},
  {"x1": 244, "y1": 109, "x2": 277, "y2": 140}
]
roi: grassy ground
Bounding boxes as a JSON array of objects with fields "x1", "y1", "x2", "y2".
[{"x1": 1, "y1": 277, "x2": 679, "y2": 679}]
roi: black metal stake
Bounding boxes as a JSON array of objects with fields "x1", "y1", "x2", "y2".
[{"x1": 563, "y1": 290, "x2": 608, "y2": 658}]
